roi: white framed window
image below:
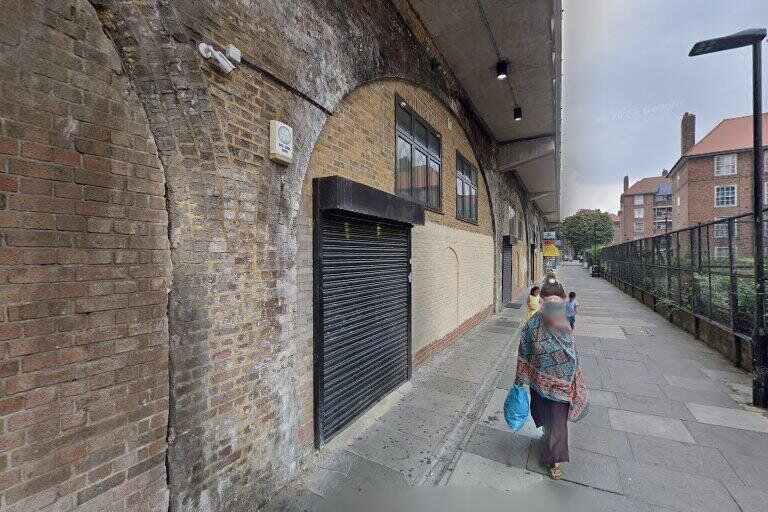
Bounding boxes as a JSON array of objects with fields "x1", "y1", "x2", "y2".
[
  {"x1": 713, "y1": 246, "x2": 731, "y2": 259},
  {"x1": 712, "y1": 218, "x2": 736, "y2": 239},
  {"x1": 633, "y1": 195, "x2": 644, "y2": 206},
  {"x1": 714, "y1": 154, "x2": 737, "y2": 176},
  {"x1": 676, "y1": 195, "x2": 680, "y2": 206},
  {"x1": 633, "y1": 218, "x2": 644, "y2": 234},
  {"x1": 714, "y1": 185, "x2": 736, "y2": 207},
  {"x1": 634, "y1": 207, "x2": 644, "y2": 218}
]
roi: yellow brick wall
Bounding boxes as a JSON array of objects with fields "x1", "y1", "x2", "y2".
[
  {"x1": 411, "y1": 221, "x2": 494, "y2": 352},
  {"x1": 303, "y1": 80, "x2": 493, "y2": 236}
]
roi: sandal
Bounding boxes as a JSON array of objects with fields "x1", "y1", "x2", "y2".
[{"x1": 549, "y1": 463, "x2": 562, "y2": 480}]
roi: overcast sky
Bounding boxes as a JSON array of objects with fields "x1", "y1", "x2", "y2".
[{"x1": 562, "y1": 0, "x2": 768, "y2": 215}]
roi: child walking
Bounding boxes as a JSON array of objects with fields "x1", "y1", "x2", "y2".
[
  {"x1": 527, "y1": 286, "x2": 541, "y2": 320},
  {"x1": 566, "y1": 291, "x2": 578, "y2": 329}
]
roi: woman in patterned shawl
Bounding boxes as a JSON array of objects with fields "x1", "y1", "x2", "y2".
[{"x1": 514, "y1": 280, "x2": 588, "y2": 480}]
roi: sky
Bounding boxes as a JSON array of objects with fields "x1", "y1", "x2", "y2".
[{"x1": 561, "y1": 0, "x2": 768, "y2": 215}]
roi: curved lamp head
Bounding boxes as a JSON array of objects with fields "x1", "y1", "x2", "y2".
[{"x1": 689, "y1": 28, "x2": 766, "y2": 56}]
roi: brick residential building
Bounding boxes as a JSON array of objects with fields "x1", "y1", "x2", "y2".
[
  {"x1": 666, "y1": 113, "x2": 768, "y2": 259},
  {"x1": 669, "y1": 113, "x2": 768, "y2": 227},
  {"x1": 618, "y1": 175, "x2": 674, "y2": 242},
  {"x1": 0, "y1": 2, "x2": 561, "y2": 511},
  {"x1": 609, "y1": 212, "x2": 621, "y2": 245}
]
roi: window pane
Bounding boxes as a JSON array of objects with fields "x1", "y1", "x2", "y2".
[
  {"x1": 470, "y1": 185, "x2": 477, "y2": 221},
  {"x1": 413, "y1": 149, "x2": 427, "y2": 205},
  {"x1": 396, "y1": 137, "x2": 412, "y2": 198},
  {"x1": 428, "y1": 132, "x2": 440, "y2": 155},
  {"x1": 462, "y1": 181, "x2": 469, "y2": 218},
  {"x1": 715, "y1": 154, "x2": 737, "y2": 176},
  {"x1": 396, "y1": 104, "x2": 411, "y2": 133},
  {"x1": 456, "y1": 176, "x2": 463, "y2": 217},
  {"x1": 428, "y1": 158, "x2": 440, "y2": 209},
  {"x1": 414, "y1": 120, "x2": 427, "y2": 147}
]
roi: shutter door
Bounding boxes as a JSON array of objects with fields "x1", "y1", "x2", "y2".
[{"x1": 315, "y1": 211, "x2": 411, "y2": 443}]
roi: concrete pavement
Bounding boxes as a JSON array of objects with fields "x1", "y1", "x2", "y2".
[{"x1": 267, "y1": 262, "x2": 768, "y2": 512}]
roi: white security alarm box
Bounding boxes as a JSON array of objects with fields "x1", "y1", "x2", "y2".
[{"x1": 269, "y1": 120, "x2": 294, "y2": 165}]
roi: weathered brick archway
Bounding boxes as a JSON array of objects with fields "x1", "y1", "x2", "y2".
[{"x1": 0, "y1": 1, "x2": 546, "y2": 511}]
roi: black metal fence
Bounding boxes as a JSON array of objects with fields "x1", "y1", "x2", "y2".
[{"x1": 601, "y1": 210, "x2": 767, "y2": 337}]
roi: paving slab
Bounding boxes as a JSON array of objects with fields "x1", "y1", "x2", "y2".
[
  {"x1": 347, "y1": 423, "x2": 439, "y2": 484},
  {"x1": 618, "y1": 461, "x2": 740, "y2": 512},
  {"x1": 527, "y1": 444, "x2": 622, "y2": 492},
  {"x1": 685, "y1": 403, "x2": 768, "y2": 433},
  {"x1": 376, "y1": 404, "x2": 458, "y2": 448},
  {"x1": 596, "y1": 349, "x2": 646, "y2": 362},
  {"x1": 725, "y1": 483, "x2": 768, "y2": 512},
  {"x1": 587, "y1": 388, "x2": 619, "y2": 408},
  {"x1": 715, "y1": 449, "x2": 768, "y2": 488},
  {"x1": 495, "y1": 370, "x2": 515, "y2": 389},
  {"x1": 699, "y1": 367, "x2": 753, "y2": 386},
  {"x1": 568, "y1": 422, "x2": 633, "y2": 460},
  {"x1": 412, "y1": 374, "x2": 479, "y2": 400},
  {"x1": 660, "y1": 385, "x2": 738, "y2": 408},
  {"x1": 575, "y1": 403, "x2": 611, "y2": 429},
  {"x1": 308, "y1": 450, "x2": 409, "y2": 498},
  {"x1": 575, "y1": 323, "x2": 626, "y2": 339},
  {"x1": 578, "y1": 315, "x2": 656, "y2": 327},
  {"x1": 627, "y1": 434, "x2": 742, "y2": 486},
  {"x1": 601, "y1": 378, "x2": 664, "y2": 398},
  {"x1": 447, "y1": 452, "x2": 544, "y2": 491},
  {"x1": 684, "y1": 420, "x2": 768, "y2": 459},
  {"x1": 462, "y1": 424, "x2": 531, "y2": 468},
  {"x1": 662, "y1": 374, "x2": 724, "y2": 392},
  {"x1": 609, "y1": 409, "x2": 695, "y2": 443},
  {"x1": 615, "y1": 393, "x2": 695, "y2": 420}
]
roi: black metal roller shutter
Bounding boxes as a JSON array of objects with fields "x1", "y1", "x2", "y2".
[{"x1": 314, "y1": 210, "x2": 411, "y2": 444}]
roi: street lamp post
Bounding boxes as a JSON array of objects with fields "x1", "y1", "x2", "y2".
[{"x1": 689, "y1": 28, "x2": 768, "y2": 406}]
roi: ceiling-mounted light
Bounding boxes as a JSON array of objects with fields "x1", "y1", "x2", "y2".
[
  {"x1": 496, "y1": 60, "x2": 509, "y2": 80},
  {"x1": 513, "y1": 106, "x2": 523, "y2": 121}
]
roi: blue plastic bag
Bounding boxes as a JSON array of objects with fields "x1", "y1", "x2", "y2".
[{"x1": 503, "y1": 385, "x2": 530, "y2": 431}]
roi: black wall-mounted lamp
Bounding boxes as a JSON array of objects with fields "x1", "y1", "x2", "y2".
[
  {"x1": 496, "y1": 60, "x2": 508, "y2": 80},
  {"x1": 513, "y1": 106, "x2": 523, "y2": 121}
]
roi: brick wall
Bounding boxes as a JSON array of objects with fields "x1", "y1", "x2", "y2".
[
  {"x1": 680, "y1": 153, "x2": 755, "y2": 226},
  {"x1": 620, "y1": 192, "x2": 657, "y2": 242},
  {"x1": 411, "y1": 221, "x2": 494, "y2": 353},
  {"x1": 1, "y1": 1, "x2": 551, "y2": 511},
  {"x1": 0, "y1": 2, "x2": 170, "y2": 511}
]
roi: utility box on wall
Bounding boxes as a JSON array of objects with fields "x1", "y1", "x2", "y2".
[{"x1": 269, "y1": 120, "x2": 294, "y2": 165}]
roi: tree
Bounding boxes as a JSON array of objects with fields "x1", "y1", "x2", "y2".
[{"x1": 560, "y1": 209, "x2": 615, "y2": 257}]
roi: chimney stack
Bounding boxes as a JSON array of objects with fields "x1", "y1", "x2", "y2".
[
  {"x1": 681, "y1": 112, "x2": 696, "y2": 156},
  {"x1": 623, "y1": 175, "x2": 629, "y2": 193}
]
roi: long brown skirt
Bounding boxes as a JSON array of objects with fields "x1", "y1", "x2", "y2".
[{"x1": 530, "y1": 388, "x2": 570, "y2": 465}]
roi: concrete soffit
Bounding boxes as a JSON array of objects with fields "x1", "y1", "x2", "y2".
[
  {"x1": 496, "y1": 135, "x2": 555, "y2": 171},
  {"x1": 404, "y1": 0, "x2": 563, "y2": 223}
]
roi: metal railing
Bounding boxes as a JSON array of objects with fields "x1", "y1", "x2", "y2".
[{"x1": 601, "y1": 209, "x2": 768, "y2": 337}]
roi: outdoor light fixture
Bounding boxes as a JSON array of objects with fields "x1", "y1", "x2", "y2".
[
  {"x1": 689, "y1": 27, "x2": 768, "y2": 406},
  {"x1": 496, "y1": 60, "x2": 508, "y2": 80},
  {"x1": 399, "y1": 100, "x2": 407, "y2": 108},
  {"x1": 513, "y1": 106, "x2": 523, "y2": 121},
  {"x1": 689, "y1": 28, "x2": 766, "y2": 56}
]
